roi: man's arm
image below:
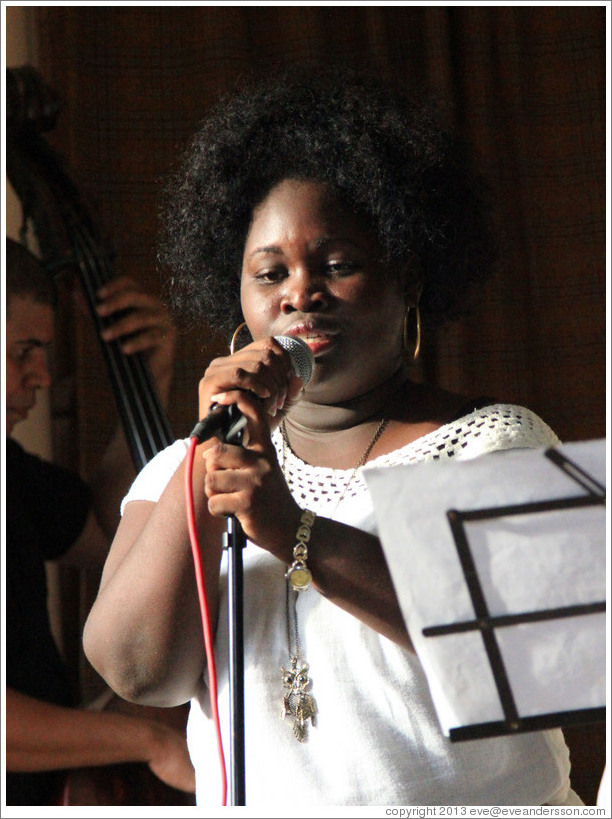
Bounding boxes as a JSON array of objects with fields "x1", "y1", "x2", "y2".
[{"x1": 5, "y1": 688, "x2": 195, "y2": 793}]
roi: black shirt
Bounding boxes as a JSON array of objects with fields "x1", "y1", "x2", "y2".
[{"x1": 5, "y1": 437, "x2": 92, "y2": 806}]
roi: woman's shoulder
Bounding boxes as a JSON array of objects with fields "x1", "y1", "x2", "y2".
[
  {"x1": 446, "y1": 401, "x2": 560, "y2": 448},
  {"x1": 385, "y1": 401, "x2": 560, "y2": 465},
  {"x1": 121, "y1": 437, "x2": 191, "y2": 513}
]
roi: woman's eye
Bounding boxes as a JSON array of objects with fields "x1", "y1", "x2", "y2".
[
  {"x1": 254, "y1": 267, "x2": 286, "y2": 283},
  {"x1": 326, "y1": 260, "x2": 359, "y2": 276}
]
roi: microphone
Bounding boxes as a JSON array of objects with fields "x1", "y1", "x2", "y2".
[{"x1": 190, "y1": 335, "x2": 314, "y2": 445}]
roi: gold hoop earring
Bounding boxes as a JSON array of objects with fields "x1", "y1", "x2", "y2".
[
  {"x1": 230, "y1": 321, "x2": 249, "y2": 355},
  {"x1": 413, "y1": 303, "x2": 421, "y2": 361},
  {"x1": 403, "y1": 304, "x2": 422, "y2": 362}
]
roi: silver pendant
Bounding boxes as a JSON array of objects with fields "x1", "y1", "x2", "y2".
[{"x1": 281, "y1": 659, "x2": 317, "y2": 742}]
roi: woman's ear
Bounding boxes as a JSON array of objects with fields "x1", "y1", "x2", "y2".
[
  {"x1": 401, "y1": 255, "x2": 423, "y2": 308},
  {"x1": 401, "y1": 260, "x2": 424, "y2": 362}
]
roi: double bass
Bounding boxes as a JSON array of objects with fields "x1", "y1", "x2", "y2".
[
  {"x1": 6, "y1": 65, "x2": 195, "y2": 806},
  {"x1": 6, "y1": 65, "x2": 174, "y2": 470}
]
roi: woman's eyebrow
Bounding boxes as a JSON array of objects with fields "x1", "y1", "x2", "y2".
[
  {"x1": 247, "y1": 244, "x2": 284, "y2": 259},
  {"x1": 247, "y1": 236, "x2": 369, "y2": 259},
  {"x1": 313, "y1": 236, "x2": 371, "y2": 252}
]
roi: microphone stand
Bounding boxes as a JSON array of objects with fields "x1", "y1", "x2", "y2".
[
  {"x1": 221, "y1": 406, "x2": 249, "y2": 806},
  {"x1": 192, "y1": 404, "x2": 248, "y2": 805},
  {"x1": 224, "y1": 515, "x2": 246, "y2": 806}
]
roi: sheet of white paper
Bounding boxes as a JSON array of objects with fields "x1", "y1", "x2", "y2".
[{"x1": 363, "y1": 438, "x2": 606, "y2": 737}]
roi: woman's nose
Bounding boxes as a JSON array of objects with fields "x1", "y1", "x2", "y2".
[{"x1": 280, "y1": 270, "x2": 328, "y2": 313}]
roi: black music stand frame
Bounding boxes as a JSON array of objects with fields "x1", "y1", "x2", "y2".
[{"x1": 422, "y1": 447, "x2": 606, "y2": 742}]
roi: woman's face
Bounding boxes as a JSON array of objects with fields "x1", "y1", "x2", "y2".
[{"x1": 240, "y1": 178, "x2": 406, "y2": 403}]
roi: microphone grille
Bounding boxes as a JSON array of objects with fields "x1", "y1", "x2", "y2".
[{"x1": 274, "y1": 335, "x2": 315, "y2": 385}]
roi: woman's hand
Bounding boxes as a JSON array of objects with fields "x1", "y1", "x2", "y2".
[
  {"x1": 201, "y1": 384, "x2": 301, "y2": 560},
  {"x1": 198, "y1": 337, "x2": 305, "y2": 427}
]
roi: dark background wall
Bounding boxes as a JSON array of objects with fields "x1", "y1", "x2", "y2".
[
  {"x1": 9, "y1": 4, "x2": 607, "y2": 806},
  {"x1": 33, "y1": 6, "x2": 606, "y2": 455}
]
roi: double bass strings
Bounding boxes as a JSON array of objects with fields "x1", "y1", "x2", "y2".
[{"x1": 71, "y1": 222, "x2": 174, "y2": 470}]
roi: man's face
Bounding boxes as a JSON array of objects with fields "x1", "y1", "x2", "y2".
[{"x1": 6, "y1": 294, "x2": 54, "y2": 436}]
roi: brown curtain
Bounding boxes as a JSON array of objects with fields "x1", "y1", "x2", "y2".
[{"x1": 29, "y1": 4, "x2": 606, "y2": 805}]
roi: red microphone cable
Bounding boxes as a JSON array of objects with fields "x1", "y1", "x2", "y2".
[{"x1": 184, "y1": 435, "x2": 227, "y2": 806}]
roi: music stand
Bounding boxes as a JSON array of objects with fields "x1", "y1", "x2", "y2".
[{"x1": 364, "y1": 439, "x2": 606, "y2": 741}]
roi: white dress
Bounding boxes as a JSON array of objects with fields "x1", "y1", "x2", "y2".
[{"x1": 121, "y1": 404, "x2": 582, "y2": 807}]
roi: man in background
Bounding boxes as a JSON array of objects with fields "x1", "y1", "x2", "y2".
[{"x1": 4, "y1": 237, "x2": 195, "y2": 805}]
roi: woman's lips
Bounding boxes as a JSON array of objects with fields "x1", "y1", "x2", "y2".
[
  {"x1": 300, "y1": 334, "x2": 334, "y2": 356},
  {"x1": 285, "y1": 327, "x2": 337, "y2": 357}
]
